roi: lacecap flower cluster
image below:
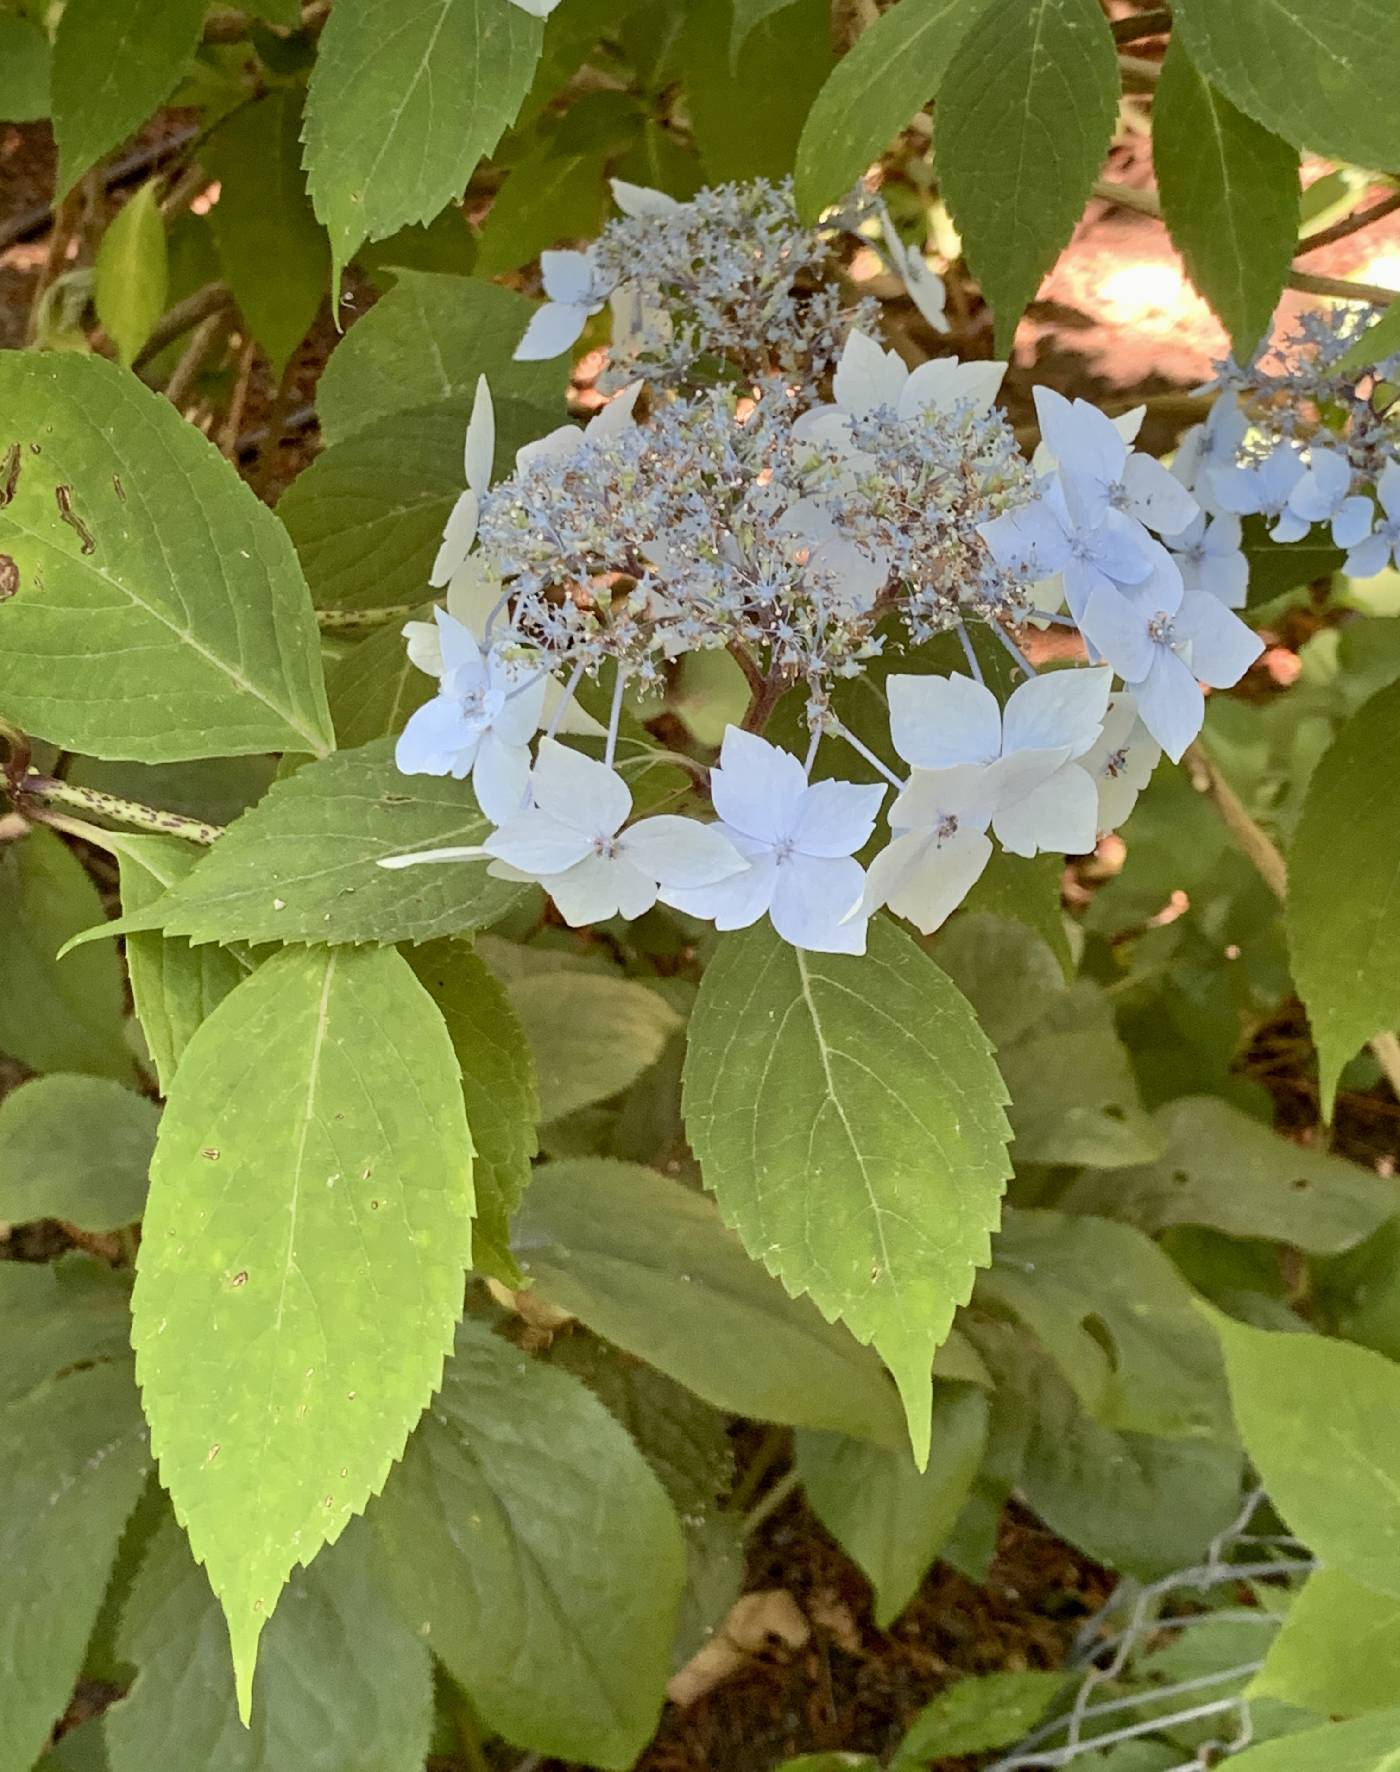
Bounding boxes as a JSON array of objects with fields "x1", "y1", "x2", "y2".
[{"x1": 375, "y1": 178, "x2": 1395, "y2": 955}]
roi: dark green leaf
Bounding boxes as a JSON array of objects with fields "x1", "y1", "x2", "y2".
[
  {"x1": 0, "y1": 1073, "x2": 155, "y2": 1229},
  {"x1": 304, "y1": 0, "x2": 543, "y2": 280},
  {"x1": 1152, "y1": 37, "x2": 1298, "y2": 358},
  {"x1": 934, "y1": 0, "x2": 1119, "y2": 352},
  {"x1": 794, "y1": 0, "x2": 990, "y2": 219},
  {"x1": 328, "y1": 606, "x2": 436, "y2": 748},
  {"x1": 684, "y1": 0, "x2": 834, "y2": 183},
  {"x1": 892, "y1": 1669, "x2": 1068, "y2": 1764},
  {"x1": 370, "y1": 1320, "x2": 684, "y2": 1768},
  {"x1": 51, "y1": 0, "x2": 206, "y2": 193},
  {"x1": 514, "y1": 1157, "x2": 908, "y2": 1445},
  {"x1": 1286, "y1": 679, "x2": 1400, "y2": 1113},
  {"x1": 504, "y1": 969, "x2": 681, "y2": 1122},
  {"x1": 0, "y1": 14, "x2": 51, "y2": 121}
]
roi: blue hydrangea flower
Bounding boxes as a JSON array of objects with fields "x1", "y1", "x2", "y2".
[
  {"x1": 486, "y1": 740, "x2": 747, "y2": 925},
  {"x1": 514, "y1": 249, "x2": 611, "y2": 361},
  {"x1": 395, "y1": 610, "x2": 545, "y2": 821},
  {"x1": 1282, "y1": 447, "x2": 1374, "y2": 549},
  {"x1": 1035, "y1": 387, "x2": 1199, "y2": 536},
  {"x1": 1081, "y1": 588, "x2": 1263, "y2": 761},
  {"x1": 662, "y1": 727, "x2": 885, "y2": 954},
  {"x1": 978, "y1": 481, "x2": 1154, "y2": 623},
  {"x1": 1213, "y1": 441, "x2": 1307, "y2": 539},
  {"x1": 1344, "y1": 460, "x2": 1400, "y2": 579},
  {"x1": 1163, "y1": 511, "x2": 1248, "y2": 608}
]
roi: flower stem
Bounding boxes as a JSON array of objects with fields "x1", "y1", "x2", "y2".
[
  {"x1": 1185, "y1": 739, "x2": 1400, "y2": 1099},
  {"x1": 18, "y1": 773, "x2": 223, "y2": 846}
]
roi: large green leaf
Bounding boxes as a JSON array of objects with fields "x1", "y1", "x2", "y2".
[
  {"x1": 934, "y1": 0, "x2": 1119, "y2": 352},
  {"x1": 0, "y1": 1073, "x2": 155, "y2": 1230},
  {"x1": 514, "y1": 1158, "x2": 908, "y2": 1446},
  {"x1": 1063, "y1": 1095, "x2": 1396, "y2": 1252},
  {"x1": 304, "y1": 0, "x2": 542, "y2": 281},
  {"x1": 998, "y1": 983, "x2": 1164, "y2": 1168},
  {"x1": 1152, "y1": 37, "x2": 1298, "y2": 359},
  {"x1": 316, "y1": 271, "x2": 566, "y2": 447},
  {"x1": 407, "y1": 941, "x2": 537, "y2": 1284},
  {"x1": 133, "y1": 944, "x2": 473, "y2": 1715},
  {"x1": 794, "y1": 0, "x2": 990, "y2": 219},
  {"x1": 280, "y1": 397, "x2": 564, "y2": 611},
  {"x1": 1172, "y1": 0, "x2": 1400, "y2": 173},
  {"x1": 684, "y1": 0, "x2": 834, "y2": 183},
  {"x1": 0, "y1": 1254, "x2": 134, "y2": 1409},
  {"x1": 0, "y1": 14, "x2": 51, "y2": 121},
  {"x1": 120, "y1": 738, "x2": 524, "y2": 948},
  {"x1": 0, "y1": 1363, "x2": 150, "y2": 1771},
  {"x1": 1212, "y1": 1315, "x2": 1400, "y2": 1600},
  {"x1": 370, "y1": 1320, "x2": 684, "y2": 1768},
  {"x1": 0, "y1": 354, "x2": 333, "y2": 762},
  {"x1": 683, "y1": 917, "x2": 1011, "y2": 1467},
  {"x1": 1252, "y1": 1569, "x2": 1400, "y2": 1718},
  {"x1": 980, "y1": 1210, "x2": 1231, "y2": 1440},
  {"x1": 93, "y1": 181, "x2": 168, "y2": 367},
  {"x1": 328, "y1": 606, "x2": 435, "y2": 747},
  {"x1": 1287, "y1": 680, "x2": 1400, "y2": 1115},
  {"x1": 505, "y1": 969, "x2": 681, "y2": 1123},
  {"x1": 114, "y1": 832, "x2": 252, "y2": 1093},
  {"x1": 51, "y1": 0, "x2": 206, "y2": 194},
  {"x1": 0, "y1": 826, "x2": 134, "y2": 1082},
  {"x1": 205, "y1": 89, "x2": 329, "y2": 377},
  {"x1": 797, "y1": 1384, "x2": 987, "y2": 1624},
  {"x1": 1226, "y1": 1709, "x2": 1400, "y2": 1771},
  {"x1": 106, "y1": 1514, "x2": 433, "y2": 1772}
]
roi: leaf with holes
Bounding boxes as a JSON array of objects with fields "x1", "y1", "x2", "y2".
[
  {"x1": 683, "y1": 917, "x2": 1011, "y2": 1467},
  {"x1": 0, "y1": 353, "x2": 333, "y2": 762},
  {"x1": 133, "y1": 943, "x2": 473, "y2": 1716}
]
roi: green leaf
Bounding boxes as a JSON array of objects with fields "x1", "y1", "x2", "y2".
[
  {"x1": 133, "y1": 944, "x2": 474, "y2": 1716},
  {"x1": 729, "y1": 0, "x2": 801, "y2": 64},
  {"x1": 407, "y1": 940, "x2": 537, "y2": 1284},
  {"x1": 794, "y1": 0, "x2": 990, "y2": 220},
  {"x1": 303, "y1": 0, "x2": 543, "y2": 281},
  {"x1": 126, "y1": 738, "x2": 525, "y2": 948},
  {"x1": 934, "y1": 0, "x2": 1119, "y2": 352},
  {"x1": 0, "y1": 1253, "x2": 135, "y2": 1409},
  {"x1": 999, "y1": 983, "x2": 1165, "y2": 1168},
  {"x1": 93, "y1": 181, "x2": 168, "y2": 366},
  {"x1": 204, "y1": 89, "x2": 328, "y2": 376},
  {"x1": 1152, "y1": 37, "x2": 1298, "y2": 359},
  {"x1": 0, "y1": 1362, "x2": 150, "y2": 1772},
  {"x1": 980, "y1": 1210, "x2": 1231, "y2": 1440},
  {"x1": 504, "y1": 968, "x2": 681, "y2": 1122},
  {"x1": 1287, "y1": 679, "x2": 1400, "y2": 1114},
  {"x1": 892, "y1": 1669, "x2": 1068, "y2": 1764},
  {"x1": 0, "y1": 1074, "x2": 155, "y2": 1230},
  {"x1": 106, "y1": 1513, "x2": 433, "y2": 1771},
  {"x1": 796, "y1": 1384, "x2": 987, "y2": 1624},
  {"x1": 514, "y1": 1158, "x2": 908, "y2": 1446},
  {"x1": 970, "y1": 1317, "x2": 1244, "y2": 1577},
  {"x1": 1062, "y1": 1095, "x2": 1397, "y2": 1252},
  {"x1": 1211, "y1": 1314, "x2": 1400, "y2": 1600},
  {"x1": 683, "y1": 917, "x2": 1011, "y2": 1468},
  {"x1": 115, "y1": 833, "x2": 252, "y2": 1093},
  {"x1": 1244, "y1": 517, "x2": 1343, "y2": 607},
  {"x1": 1334, "y1": 303, "x2": 1400, "y2": 377},
  {"x1": 960, "y1": 850, "x2": 1073, "y2": 979},
  {"x1": 933, "y1": 912, "x2": 1066, "y2": 1048},
  {"x1": 51, "y1": 0, "x2": 206, "y2": 194},
  {"x1": 328, "y1": 606, "x2": 435, "y2": 746},
  {"x1": 1225, "y1": 1708, "x2": 1400, "y2": 1771},
  {"x1": 1172, "y1": 0, "x2": 1400, "y2": 174},
  {"x1": 474, "y1": 96, "x2": 628, "y2": 276},
  {"x1": 0, "y1": 353, "x2": 333, "y2": 762},
  {"x1": 1252, "y1": 1569, "x2": 1400, "y2": 1718},
  {"x1": 0, "y1": 826, "x2": 135, "y2": 1082},
  {"x1": 0, "y1": 14, "x2": 52, "y2": 121},
  {"x1": 316, "y1": 270, "x2": 566, "y2": 447},
  {"x1": 279, "y1": 396, "x2": 559, "y2": 610},
  {"x1": 684, "y1": 0, "x2": 834, "y2": 183},
  {"x1": 370, "y1": 1320, "x2": 685, "y2": 1768}
]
